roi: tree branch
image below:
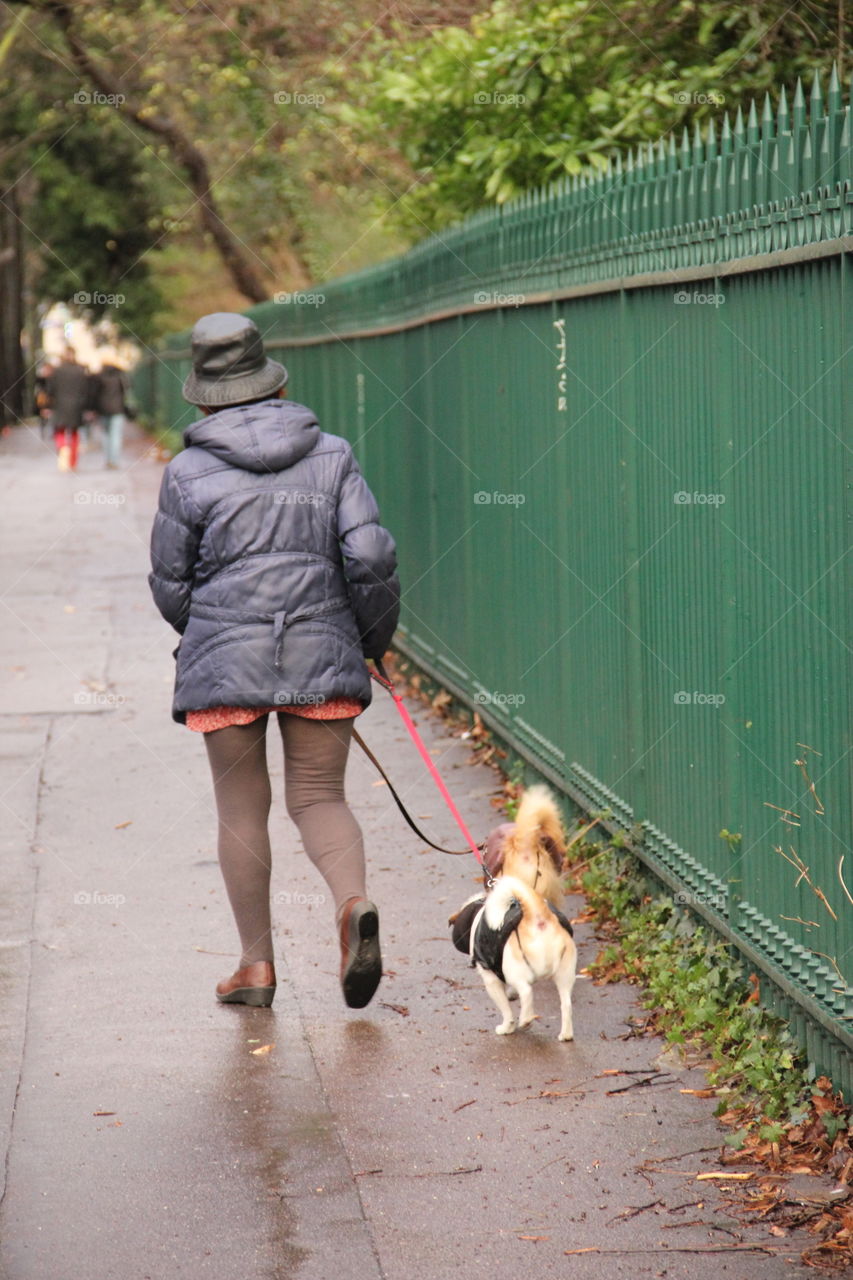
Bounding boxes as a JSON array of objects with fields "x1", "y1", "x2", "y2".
[{"x1": 37, "y1": 0, "x2": 271, "y2": 303}]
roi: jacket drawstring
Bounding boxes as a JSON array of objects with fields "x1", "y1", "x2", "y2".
[{"x1": 273, "y1": 610, "x2": 288, "y2": 670}]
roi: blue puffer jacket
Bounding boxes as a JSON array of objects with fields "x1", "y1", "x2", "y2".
[{"x1": 148, "y1": 398, "x2": 400, "y2": 723}]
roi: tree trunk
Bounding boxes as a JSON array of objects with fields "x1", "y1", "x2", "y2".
[
  {"x1": 0, "y1": 183, "x2": 26, "y2": 424},
  {"x1": 42, "y1": 1, "x2": 273, "y2": 305}
]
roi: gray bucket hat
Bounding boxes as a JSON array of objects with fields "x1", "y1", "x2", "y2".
[{"x1": 182, "y1": 312, "x2": 288, "y2": 408}]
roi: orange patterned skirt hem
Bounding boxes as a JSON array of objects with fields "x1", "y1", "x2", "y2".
[{"x1": 185, "y1": 698, "x2": 364, "y2": 733}]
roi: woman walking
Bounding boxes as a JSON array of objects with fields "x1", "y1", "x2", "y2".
[{"x1": 149, "y1": 313, "x2": 400, "y2": 1010}]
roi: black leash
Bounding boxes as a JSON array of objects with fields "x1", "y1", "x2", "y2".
[{"x1": 353, "y1": 658, "x2": 484, "y2": 859}]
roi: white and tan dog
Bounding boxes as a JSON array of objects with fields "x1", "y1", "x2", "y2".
[{"x1": 466, "y1": 874, "x2": 577, "y2": 1040}]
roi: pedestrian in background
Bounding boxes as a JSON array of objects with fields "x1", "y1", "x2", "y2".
[
  {"x1": 47, "y1": 346, "x2": 88, "y2": 471},
  {"x1": 94, "y1": 359, "x2": 129, "y2": 468},
  {"x1": 149, "y1": 313, "x2": 400, "y2": 1011}
]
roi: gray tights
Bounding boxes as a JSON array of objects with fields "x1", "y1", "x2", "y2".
[{"x1": 204, "y1": 714, "x2": 365, "y2": 966}]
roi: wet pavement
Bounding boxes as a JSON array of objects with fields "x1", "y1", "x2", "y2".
[{"x1": 0, "y1": 421, "x2": 824, "y2": 1278}]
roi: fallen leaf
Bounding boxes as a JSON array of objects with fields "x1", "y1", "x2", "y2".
[
  {"x1": 93, "y1": 1111, "x2": 116, "y2": 1117},
  {"x1": 250, "y1": 1043, "x2": 274, "y2": 1056},
  {"x1": 518, "y1": 1235, "x2": 549, "y2": 1241},
  {"x1": 114, "y1": 821, "x2": 132, "y2": 830},
  {"x1": 680, "y1": 1088, "x2": 718, "y2": 1098},
  {"x1": 696, "y1": 1172, "x2": 753, "y2": 1181}
]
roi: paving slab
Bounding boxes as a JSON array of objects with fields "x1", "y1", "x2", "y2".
[{"x1": 0, "y1": 422, "x2": 825, "y2": 1279}]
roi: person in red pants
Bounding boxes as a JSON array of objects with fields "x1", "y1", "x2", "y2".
[{"x1": 47, "y1": 347, "x2": 89, "y2": 471}]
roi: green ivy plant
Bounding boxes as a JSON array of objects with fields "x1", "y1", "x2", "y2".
[{"x1": 580, "y1": 844, "x2": 814, "y2": 1130}]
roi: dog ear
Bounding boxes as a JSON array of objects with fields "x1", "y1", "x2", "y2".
[
  {"x1": 547, "y1": 901, "x2": 574, "y2": 937},
  {"x1": 483, "y1": 822, "x2": 514, "y2": 878},
  {"x1": 542, "y1": 833, "x2": 565, "y2": 872},
  {"x1": 450, "y1": 897, "x2": 485, "y2": 955}
]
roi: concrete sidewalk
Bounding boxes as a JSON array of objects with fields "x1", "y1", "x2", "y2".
[{"x1": 0, "y1": 421, "x2": 816, "y2": 1278}]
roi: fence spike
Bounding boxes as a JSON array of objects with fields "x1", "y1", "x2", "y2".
[
  {"x1": 734, "y1": 104, "x2": 746, "y2": 145},
  {"x1": 654, "y1": 136, "x2": 666, "y2": 181},
  {"x1": 706, "y1": 115, "x2": 718, "y2": 159},
  {"x1": 792, "y1": 78, "x2": 806, "y2": 133},
  {"x1": 802, "y1": 126, "x2": 814, "y2": 191},
  {"x1": 720, "y1": 111, "x2": 733, "y2": 154},
  {"x1": 777, "y1": 83, "x2": 790, "y2": 136},
  {"x1": 828, "y1": 62, "x2": 841, "y2": 116},
  {"x1": 810, "y1": 68, "x2": 824, "y2": 120},
  {"x1": 692, "y1": 118, "x2": 704, "y2": 164},
  {"x1": 747, "y1": 98, "x2": 760, "y2": 145},
  {"x1": 761, "y1": 92, "x2": 774, "y2": 140},
  {"x1": 680, "y1": 125, "x2": 691, "y2": 168}
]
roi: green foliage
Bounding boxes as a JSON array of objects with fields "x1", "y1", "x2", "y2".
[
  {"x1": 26, "y1": 112, "x2": 167, "y2": 340},
  {"x1": 0, "y1": 51, "x2": 169, "y2": 342},
  {"x1": 343, "y1": 0, "x2": 848, "y2": 232},
  {"x1": 580, "y1": 846, "x2": 812, "y2": 1126}
]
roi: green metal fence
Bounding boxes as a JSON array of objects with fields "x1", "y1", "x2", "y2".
[{"x1": 138, "y1": 70, "x2": 853, "y2": 1091}]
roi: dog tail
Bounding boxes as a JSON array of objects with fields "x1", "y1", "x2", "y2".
[{"x1": 513, "y1": 784, "x2": 566, "y2": 870}]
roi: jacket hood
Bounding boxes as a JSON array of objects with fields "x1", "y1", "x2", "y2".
[{"x1": 183, "y1": 398, "x2": 320, "y2": 474}]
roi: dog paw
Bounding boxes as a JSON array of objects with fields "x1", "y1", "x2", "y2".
[
  {"x1": 495, "y1": 1021, "x2": 516, "y2": 1035},
  {"x1": 558, "y1": 1030, "x2": 574, "y2": 1042}
]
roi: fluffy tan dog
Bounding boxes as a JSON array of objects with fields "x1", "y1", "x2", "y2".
[{"x1": 468, "y1": 874, "x2": 577, "y2": 1040}]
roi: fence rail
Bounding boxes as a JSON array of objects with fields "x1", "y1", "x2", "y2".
[{"x1": 138, "y1": 70, "x2": 853, "y2": 1093}]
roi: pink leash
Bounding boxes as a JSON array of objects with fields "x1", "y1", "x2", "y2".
[{"x1": 362, "y1": 659, "x2": 484, "y2": 864}]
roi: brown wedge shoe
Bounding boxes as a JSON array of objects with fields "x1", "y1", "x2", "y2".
[
  {"x1": 215, "y1": 961, "x2": 276, "y2": 1007},
  {"x1": 339, "y1": 899, "x2": 382, "y2": 1009}
]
